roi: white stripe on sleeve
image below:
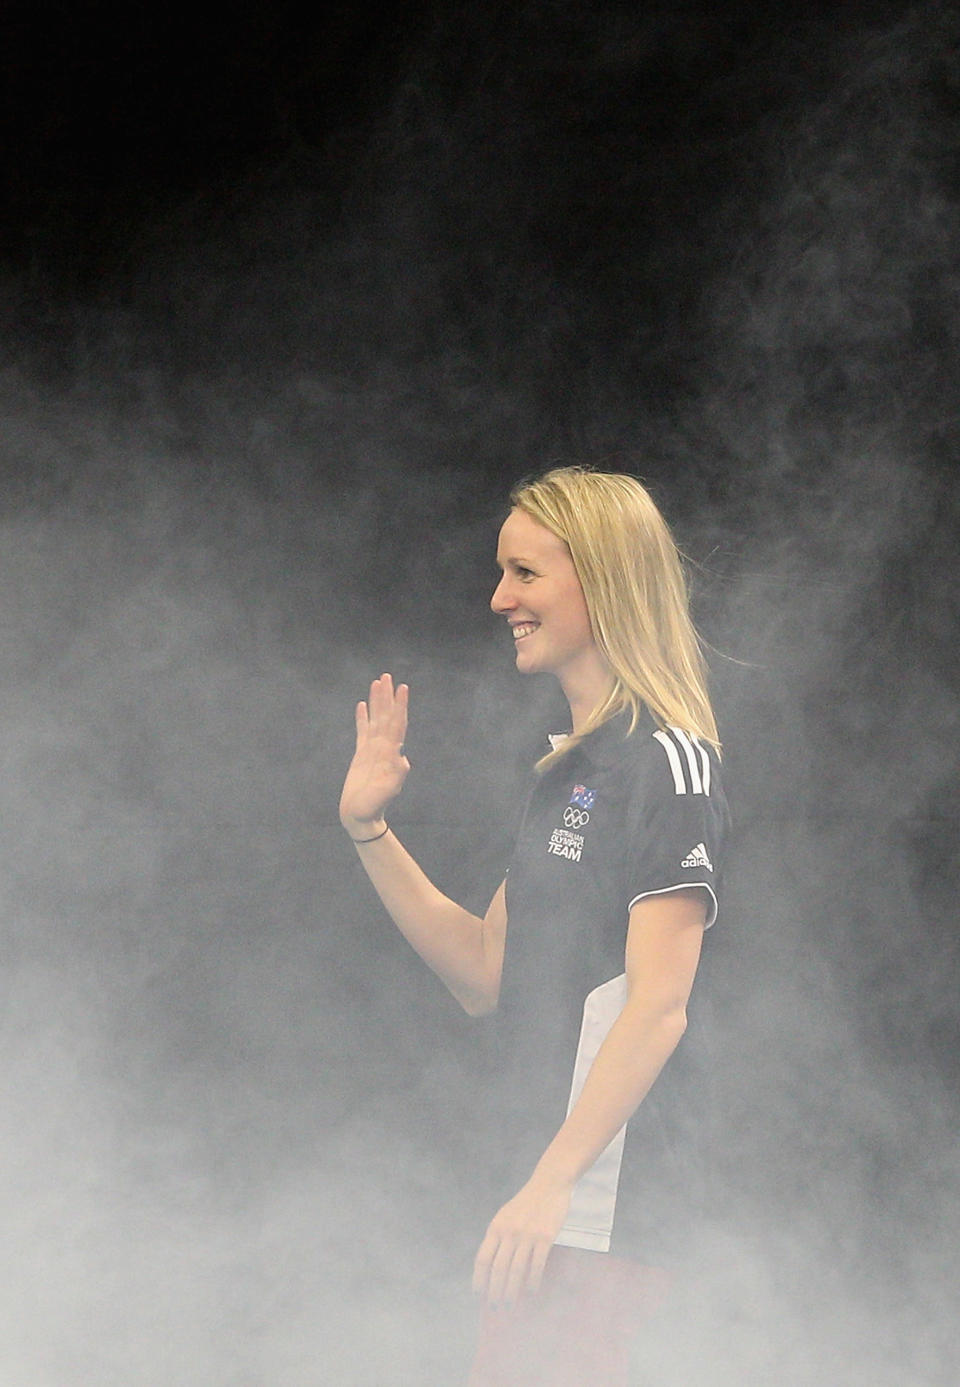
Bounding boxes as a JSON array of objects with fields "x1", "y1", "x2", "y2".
[
  {"x1": 672, "y1": 728, "x2": 703, "y2": 795},
  {"x1": 692, "y1": 735, "x2": 711, "y2": 796},
  {"x1": 653, "y1": 729, "x2": 687, "y2": 794}
]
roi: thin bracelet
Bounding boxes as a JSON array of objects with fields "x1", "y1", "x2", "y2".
[{"x1": 350, "y1": 824, "x2": 389, "y2": 844}]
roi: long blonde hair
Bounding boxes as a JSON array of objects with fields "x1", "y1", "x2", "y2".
[{"x1": 510, "y1": 466, "x2": 720, "y2": 767}]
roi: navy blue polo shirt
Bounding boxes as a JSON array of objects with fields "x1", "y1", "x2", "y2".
[{"x1": 495, "y1": 708, "x2": 729, "y2": 1260}]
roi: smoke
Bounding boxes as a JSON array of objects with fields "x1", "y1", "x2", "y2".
[
  {"x1": 672, "y1": 7, "x2": 960, "y2": 1382},
  {"x1": 0, "y1": 369, "x2": 516, "y2": 1382},
  {"x1": 0, "y1": 2, "x2": 956, "y2": 1383}
]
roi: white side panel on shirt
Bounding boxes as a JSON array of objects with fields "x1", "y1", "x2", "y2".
[{"x1": 555, "y1": 971, "x2": 628, "y2": 1253}]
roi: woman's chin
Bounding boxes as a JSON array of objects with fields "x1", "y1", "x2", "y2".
[{"x1": 513, "y1": 648, "x2": 542, "y2": 675}]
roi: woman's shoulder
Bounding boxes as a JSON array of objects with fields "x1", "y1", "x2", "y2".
[
  {"x1": 644, "y1": 722, "x2": 721, "y2": 797},
  {"x1": 587, "y1": 711, "x2": 724, "y2": 803}
]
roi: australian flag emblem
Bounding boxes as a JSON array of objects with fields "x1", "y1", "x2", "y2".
[{"x1": 570, "y1": 784, "x2": 596, "y2": 810}]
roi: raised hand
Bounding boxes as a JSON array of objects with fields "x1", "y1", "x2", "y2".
[{"x1": 339, "y1": 673, "x2": 411, "y2": 839}]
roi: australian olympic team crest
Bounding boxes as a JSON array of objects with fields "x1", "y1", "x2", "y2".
[{"x1": 548, "y1": 784, "x2": 597, "y2": 861}]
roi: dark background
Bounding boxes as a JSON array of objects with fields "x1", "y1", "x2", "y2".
[{"x1": 0, "y1": 2, "x2": 956, "y2": 1383}]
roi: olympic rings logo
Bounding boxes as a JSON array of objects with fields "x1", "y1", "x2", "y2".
[{"x1": 563, "y1": 806, "x2": 590, "y2": 829}]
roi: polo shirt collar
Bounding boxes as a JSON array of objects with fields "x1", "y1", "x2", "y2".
[{"x1": 547, "y1": 708, "x2": 657, "y2": 771}]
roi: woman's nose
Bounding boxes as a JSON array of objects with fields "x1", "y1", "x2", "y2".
[{"x1": 490, "y1": 575, "x2": 514, "y2": 613}]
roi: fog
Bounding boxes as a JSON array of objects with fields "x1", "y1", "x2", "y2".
[{"x1": 0, "y1": 3, "x2": 957, "y2": 1383}]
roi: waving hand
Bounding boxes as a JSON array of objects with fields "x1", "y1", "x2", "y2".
[{"x1": 339, "y1": 674, "x2": 410, "y2": 839}]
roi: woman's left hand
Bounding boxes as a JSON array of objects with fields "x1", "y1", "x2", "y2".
[{"x1": 472, "y1": 1172, "x2": 573, "y2": 1305}]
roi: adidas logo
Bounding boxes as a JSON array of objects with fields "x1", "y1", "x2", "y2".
[{"x1": 681, "y1": 842, "x2": 713, "y2": 871}]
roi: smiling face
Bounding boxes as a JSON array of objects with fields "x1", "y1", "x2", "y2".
[{"x1": 491, "y1": 509, "x2": 603, "y2": 691}]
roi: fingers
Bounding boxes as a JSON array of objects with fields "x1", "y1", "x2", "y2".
[
  {"x1": 395, "y1": 679, "x2": 409, "y2": 741},
  {"x1": 473, "y1": 1231, "x2": 548, "y2": 1307},
  {"x1": 366, "y1": 673, "x2": 409, "y2": 743},
  {"x1": 525, "y1": 1238, "x2": 552, "y2": 1297},
  {"x1": 472, "y1": 1232, "x2": 496, "y2": 1298},
  {"x1": 501, "y1": 1241, "x2": 534, "y2": 1306}
]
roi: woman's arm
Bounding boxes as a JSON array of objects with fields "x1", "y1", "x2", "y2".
[
  {"x1": 352, "y1": 834, "x2": 506, "y2": 1015},
  {"x1": 472, "y1": 886, "x2": 707, "y2": 1303},
  {"x1": 339, "y1": 674, "x2": 506, "y2": 1015}
]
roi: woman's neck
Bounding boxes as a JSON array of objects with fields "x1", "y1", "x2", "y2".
[{"x1": 560, "y1": 652, "x2": 615, "y2": 735}]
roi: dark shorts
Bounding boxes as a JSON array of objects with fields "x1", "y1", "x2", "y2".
[{"x1": 468, "y1": 1245, "x2": 671, "y2": 1387}]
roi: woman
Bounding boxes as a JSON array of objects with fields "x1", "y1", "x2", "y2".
[{"x1": 339, "y1": 467, "x2": 729, "y2": 1386}]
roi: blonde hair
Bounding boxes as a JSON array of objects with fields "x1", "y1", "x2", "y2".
[{"x1": 509, "y1": 466, "x2": 720, "y2": 767}]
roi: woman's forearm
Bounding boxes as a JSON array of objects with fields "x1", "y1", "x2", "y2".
[
  {"x1": 532, "y1": 890, "x2": 706, "y2": 1191},
  {"x1": 532, "y1": 998, "x2": 687, "y2": 1189},
  {"x1": 351, "y1": 827, "x2": 503, "y2": 1015},
  {"x1": 471, "y1": 991, "x2": 689, "y2": 1304}
]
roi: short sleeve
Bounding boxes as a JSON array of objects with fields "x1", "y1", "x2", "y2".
[{"x1": 625, "y1": 727, "x2": 729, "y2": 928}]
